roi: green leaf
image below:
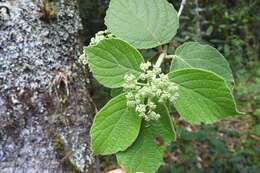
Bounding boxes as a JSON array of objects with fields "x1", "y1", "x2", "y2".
[
  {"x1": 168, "y1": 68, "x2": 240, "y2": 124},
  {"x1": 170, "y1": 42, "x2": 234, "y2": 84},
  {"x1": 111, "y1": 88, "x2": 123, "y2": 97},
  {"x1": 90, "y1": 94, "x2": 142, "y2": 155},
  {"x1": 86, "y1": 38, "x2": 144, "y2": 88},
  {"x1": 117, "y1": 104, "x2": 175, "y2": 173},
  {"x1": 105, "y1": 0, "x2": 179, "y2": 49}
]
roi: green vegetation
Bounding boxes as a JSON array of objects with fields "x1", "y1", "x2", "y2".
[{"x1": 80, "y1": 0, "x2": 260, "y2": 172}]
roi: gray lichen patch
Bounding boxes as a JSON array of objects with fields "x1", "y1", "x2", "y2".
[{"x1": 0, "y1": 0, "x2": 94, "y2": 172}]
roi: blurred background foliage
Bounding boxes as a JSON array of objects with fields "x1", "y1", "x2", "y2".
[
  {"x1": 163, "y1": 1, "x2": 260, "y2": 172},
  {"x1": 78, "y1": 0, "x2": 260, "y2": 172}
]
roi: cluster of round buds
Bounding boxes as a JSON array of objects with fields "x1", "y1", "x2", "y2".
[
  {"x1": 79, "y1": 30, "x2": 115, "y2": 66},
  {"x1": 79, "y1": 48, "x2": 88, "y2": 65},
  {"x1": 123, "y1": 62, "x2": 179, "y2": 121},
  {"x1": 90, "y1": 30, "x2": 115, "y2": 46}
]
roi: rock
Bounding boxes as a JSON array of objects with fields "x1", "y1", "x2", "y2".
[{"x1": 0, "y1": 0, "x2": 95, "y2": 172}]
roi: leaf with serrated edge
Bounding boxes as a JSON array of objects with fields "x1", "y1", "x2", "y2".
[
  {"x1": 105, "y1": 0, "x2": 179, "y2": 49},
  {"x1": 117, "y1": 104, "x2": 175, "y2": 173},
  {"x1": 86, "y1": 38, "x2": 144, "y2": 88},
  {"x1": 170, "y1": 42, "x2": 234, "y2": 84},
  {"x1": 90, "y1": 94, "x2": 141, "y2": 155},
  {"x1": 168, "y1": 68, "x2": 240, "y2": 124}
]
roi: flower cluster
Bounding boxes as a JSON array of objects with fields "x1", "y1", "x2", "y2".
[
  {"x1": 123, "y1": 62, "x2": 179, "y2": 121},
  {"x1": 90, "y1": 30, "x2": 115, "y2": 46},
  {"x1": 79, "y1": 49, "x2": 88, "y2": 65},
  {"x1": 79, "y1": 30, "x2": 115, "y2": 66}
]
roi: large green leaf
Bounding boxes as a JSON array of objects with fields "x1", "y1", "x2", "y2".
[
  {"x1": 117, "y1": 104, "x2": 175, "y2": 173},
  {"x1": 170, "y1": 42, "x2": 234, "y2": 84},
  {"x1": 85, "y1": 38, "x2": 144, "y2": 88},
  {"x1": 105, "y1": 0, "x2": 179, "y2": 49},
  {"x1": 168, "y1": 68, "x2": 240, "y2": 124},
  {"x1": 90, "y1": 94, "x2": 141, "y2": 155}
]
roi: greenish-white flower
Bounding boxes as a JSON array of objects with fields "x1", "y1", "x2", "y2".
[
  {"x1": 136, "y1": 104, "x2": 146, "y2": 114},
  {"x1": 89, "y1": 30, "x2": 115, "y2": 46},
  {"x1": 79, "y1": 30, "x2": 115, "y2": 66},
  {"x1": 123, "y1": 61, "x2": 179, "y2": 121},
  {"x1": 79, "y1": 49, "x2": 88, "y2": 66},
  {"x1": 140, "y1": 61, "x2": 151, "y2": 71}
]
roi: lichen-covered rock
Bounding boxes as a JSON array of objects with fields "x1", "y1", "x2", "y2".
[{"x1": 0, "y1": 0, "x2": 94, "y2": 172}]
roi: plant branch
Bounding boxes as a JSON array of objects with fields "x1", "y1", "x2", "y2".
[
  {"x1": 155, "y1": 52, "x2": 166, "y2": 68},
  {"x1": 153, "y1": 0, "x2": 189, "y2": 69},
  {"x1": 195, "y1": 0, "x2": 202, "y2": 40},
  {"x1": 155, "y1": 45, "x2": 168, "y2": 67},
  {"x1": 178, "y1": 0, "x2": 187, "y2": 17}
]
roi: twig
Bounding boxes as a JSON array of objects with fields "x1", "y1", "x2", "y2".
[
  {"x1": 178, "y1": 0, "x2": 187, "y2": 17},
  {"x1": 155, "y1": 0, "x2": 188, "y2": 67},
  {"x1": 155, "y1": 52, "x2": 166, "y2": 68},
  {"x1": 195, "y1": 0, "x2": 202, "y2": 40},
  {"x1": 155, "y1": 45, "x2": 168, "y2": 67}
]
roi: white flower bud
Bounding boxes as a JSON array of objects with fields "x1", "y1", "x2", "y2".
[
  {"x1": 127, "y1": 101, "x2": 136, "y2": 108},
  {"x1": 89, "y1": 30, "x2": 115, "y2": 45},
  {"x1": 136, "y1": 104, "x2": 146, "y2": 113},
  {"x1": 79, "y1": 54, "x2": 88, "y2": 65},
  {"x1": 126, "y1": 92, "x2": 134, "y2": 99},
  {"x1": 153, "y1": 66, "x2": 161, "y2": 75},
  {"x1": 150, "y1": 111, "x2": 160, "y2": 120},
  {"x1": 155, "y1": 89, "x2": 162, "y2": 97},
  {"x1": 140, "y1": 62, "x2": 151, "y2": 71},
  {"x1": 148, "y1": 101, "x2": 156, "y2": 110},
  {"x1": 124, "y1": 73, "x2": 136, "y2": 82},
  {"x1": 123, "y1": 61, "x2": 179, "y2": 121},
  {"x1": 97, "y1": 30, "x2": 105, "y2": 35},
  {"x1": 169, "y1": 85, "x2": 178, "y2": 93},
  {"x1": 82, "y1": 59, "x2": 88, "y2": 65},
  {"x1": 146, "y1": 70, "x2": 156, "y2": 80},
  {"x1": 139, "y1": 73, "x2": 147, "y2": 80},
  {"x1": 169, "y1": 96, "x2": 177, "y2": 103}
]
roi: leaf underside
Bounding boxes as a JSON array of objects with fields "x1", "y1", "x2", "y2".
[
  {"x1": 170, "y1": 42, "x2": 234, "y2": 84},
  {"x1": 105, "y1": 0, "x2": 179, "y2": 49}
]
